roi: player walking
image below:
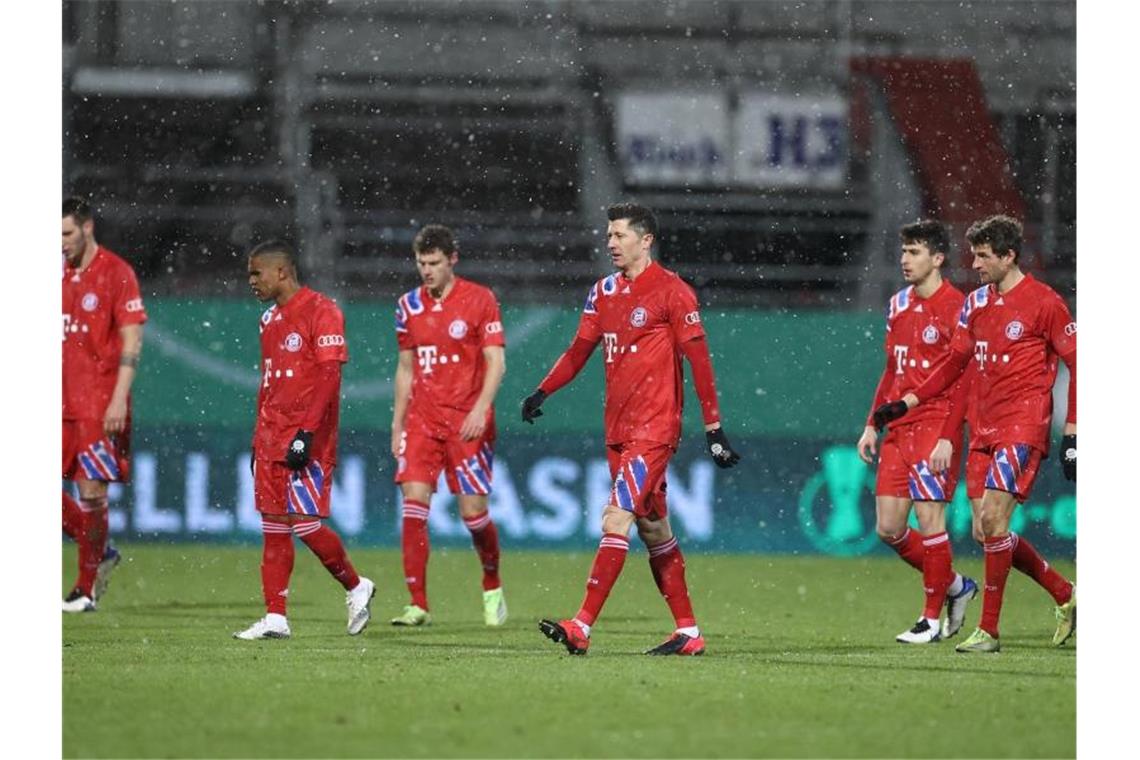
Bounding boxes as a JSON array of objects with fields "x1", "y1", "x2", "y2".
[
  {"x1": 524, "y1": 203, "x2": 741, "y2": 656},
  {"x1": 234, "y1": 240, "x2": 375, "y2": 640},
  {"x1": 857, "y1": 220, "x2": 978, "y2": 643},
  {"x1": 62, "y1": 196, "x2": 144, "y2": 612},
  {"x1": 875, "y1": 215, "x2": 1077, "y2": 652},
  {"x1": 390, "y1": 225, "x2": 508, "y2": 627}
]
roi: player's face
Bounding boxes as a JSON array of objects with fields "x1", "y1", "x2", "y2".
[
  {"x1": 899, "y1": 241, "x2": 942, "y2": 284},
  {"x1": 62, "y1": 215, "x2": 92, "y2": 266},
  {"x1": 248, "y1": 256, "x2": 285, "y2": 302},
  {"x1": 970, "y1": 243, "x2": 1015, "y2": 285},
  {"x1": 415, "y1": 249, "x2": 457, "y2": 291},
  {"x1": 606, "y1": 219, "x2": 652, "y2": 271}
]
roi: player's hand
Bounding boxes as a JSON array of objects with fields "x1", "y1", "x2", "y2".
[
  {"x1": 1060, "y1": 434, "x2": 1076, "y2": 481},
  {"x1": 390, "y1": 427, "x2": 405, "y2": 459},
  {"x1": 705, "y1": 427, "x2": 741, "y2": 468},
  {"x1": 521, "y1": 389, "x2": 547, "y2": 424},
  {"x1": 872, "y1": 400, "x2": 908, "y2": 430},
  {"x1": 929, "y1": 438, "x2": 954, "y2": 472},
  {"x1": 285, "y1": 429, "x2": 313, "y2": 470},
  {"x1": 856, "y1": 426, "x2": 878, "y2": 464},
  {"x1": 460, "y1": 404, "x2": 489, "y2": 441},
  {"x1": 103, "y1": 395, "x2": 129, "y2": 437}
]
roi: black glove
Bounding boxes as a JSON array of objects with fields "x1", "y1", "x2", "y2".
[
  {"x1": 872, "y1": 400, "x2": 909, "y2": 430},
  {"x1": 521, "y1": 389, "x2": 547, "y2": 424},
  {"x1": 249, "y1": 448, "x2": 255, "y2": 477},
  {"x1": 1060, "y1": 434, "x2": 1076, "y2": 481},
  {"x1": 285, "y1": 430, "x2": 313, "y2": 470},
  {"x1": 706, "y1": 427, "x2": 741, "y2": 468}
]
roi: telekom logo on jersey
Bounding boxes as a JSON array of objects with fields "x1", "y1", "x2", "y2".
[
  {"x1": 602, "y1": 332, "x2": 640, "y2": 363},
  {"x1": 417, "y1": 345, "x2": 462, "y2": 374}
]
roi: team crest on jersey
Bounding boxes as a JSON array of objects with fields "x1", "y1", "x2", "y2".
[
  {"x1": 284, "y1": 332, "x2": 303, "y2": 352},
  {"x1": 630, "y1": 307, "x2": 648, "y2": 327},
  {"x1": 922, "y1": 325, "x2": 940, "y2": 344},
  {"x1": 1005, "y1": 320, "x2": 1024, "y2": 340},
  {"x1": 81, "y1": 293, "x2": 99, "y2": 312},
  {"x1": 449, "y1": 319, "x2": 468, "y2": 339}
]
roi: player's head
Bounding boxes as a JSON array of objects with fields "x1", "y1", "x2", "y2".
[
  {"x1": 62, "y1": 196, "x2": 96, "y2": 266},
  {"x1": 412, "y1": 224, "x2": 459, "y2": 292},
  {"x1": 606, "y1": 202, "x2": 657, "y2": 271},
  {"x1": 247, "y1": 239, "x2": 300, "y2": 302},
  {"x1": 966, "y1": 215, "x2": 1022, "y2": 285},
  {"x1": 898, "y1": 219, "x2": 948, "y2": 285}
]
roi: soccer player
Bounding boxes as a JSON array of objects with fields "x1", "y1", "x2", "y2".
[
  {"x1": 389, "y1": 225, "x2": 508, "y2": 627},
  {"x1": 62, "y1": 196, "x2": 145, "y2": 612},
  {"x1": 874, "y1": 215, "x2": 1077, "y2": 653},
  {"x1": 858, "y1": 220, "x2": 978, "y2": 644},
  {"x1": 524, "y1": 202, "x2": 741, "y2": 656},
  {"x1": 234, "y1": 240, "x2": 376, "y2": 640}
]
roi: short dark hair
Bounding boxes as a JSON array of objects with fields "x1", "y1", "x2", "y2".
[
  {"x1": 966, "y1": 215, "x2": 1022, "y2": 261},
  {"x1": 63, "y1": 196, "x2": 93, "y2": 224},
  {"x1": 899, "y1": 219, "x2": 949, "y2": 256},
  {"x1": 607, "y1": 202, "x2": 658, "y2": 239},
  {"x1": 248, "y1": 239, "x2": 299, "y2": 276},
  {"x1": 413, "y1": 224, "x2": 457, "y2": 256}
]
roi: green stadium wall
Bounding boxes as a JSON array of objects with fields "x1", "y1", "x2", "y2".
[{"x1": 102, "y1": 299, "x2": 1074, "y2": 557}]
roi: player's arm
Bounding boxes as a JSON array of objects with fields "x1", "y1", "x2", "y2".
[
  {"x1": 875, "y1": 333, "x2": 973, "y2": 428},
  {"x1": 929, "y1": 361, "x2": 974, "y2": 472},
  {"x1": 460, "y1": 345, "x2": 506, "y2": 441},
  {"x1": 858, "y1": 353, "x2": 894, "y2": 463},
  {"x1": 521, "y1": 335, "x2": 598, "y2": 424},
  {"x1": 391, "y1": 349, "x2": 414, "y2": 457},
  {"x1": 1047, "y1": 297, "x2": 1077, "y2": 479},
  {"x1": 679, "y1": 335, "x2": 740, "y2": 468},
  {"x1": 284, "y1": 360, "x2": 341, "y2": 470},
  {"x1": 103, "y1": 323, "x2": 143, "y2": 437}
]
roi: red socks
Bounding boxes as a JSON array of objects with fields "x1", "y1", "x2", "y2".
[
  {"x1": 294, "y1": 521, "x2": 360, "y2": 591},
  {"x1": 261, "y1": 521, "x2": 294, "y2": 615},
  {"x1": 575, "y1": 533, "x2": 630, "y2": 626},
  {"x1": 74, "y1": 497, "x2": 109, "y2": 597},
  {"x1": 1010, "y1": 533, "x2": 1073, "y2": 605},
  {"x1": 884, "y1": 527, "x2": 925, "y2": 571},
  {"x1": 462, "y1": 510, "x2": 501, "y2": 591},
  {"x1": 647, "y1": 537, "x2": 696, "y2": 629},
  {"x1": 401, "y1": 499, "x2": 431, "y2": 609},
  {"x1": 921, "y1": 532, "x2": 954, "y2": 619},
  {"x1": 980, "y1": 534, "x2": 1014, "y2": 637},
  {"x1": 63, "y1": 491, "x2": 83, "y2": 540}
]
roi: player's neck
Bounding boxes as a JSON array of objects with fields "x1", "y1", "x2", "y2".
[
  {"x1": 74, "y1": 240, "x2": 98, "y2": 272},
  {"x1": 427, "y1": 276, "x2": 456, "y2": 301},
  {"x1": 914, "y1": 272, "x2": 942, "y2": 299},
  {"x1": 621, "y1": 257, "x2": 652, "y2": 281},
  {"x1": 996, "y1": 268, "x2": 1025, "y2": 294},
  {"x1": 275, "y1": 282, "x2": 302, "y2": 306}
]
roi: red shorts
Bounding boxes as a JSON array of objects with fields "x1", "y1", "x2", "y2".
[
  {"x1": 606, "y1": 441, "x2": 673, "y2": 519},
  {"x1": 966, "y1": 443, "x2": 1043, "y2": 503},
  {"x1": 395, "y1": 425, "x2": 496, "y2": 496},
  {"x1": 254, "y1": 457, "x2": 333, "y2": 517},
  {"x1": 62, "y1": 418, "x2": 131, "y2": 482},
  {"x1": 875, "y1": 422, "x2": 962, "y2": 502}
]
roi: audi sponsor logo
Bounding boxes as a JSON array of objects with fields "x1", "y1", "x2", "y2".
[
  {"x1": 317, "y1": 334, "x2": 345, "y2": 347},
  {"x1": 125, "y1": 298, "x2": 144, "y2": 313},
  {"x1": 449, "y1": 319, "x2": 469, "y2": 339},
  {"x1": 1064, "y1": 322, "x2": 1077, "y2": 336},
  {"x1": 684, "y1": 310, "x2": 701, "y2": 326},
  {"x1": 485, "y1": 321, "x2": 503, "y2": 335},
  {"x1": 283, "y1": 332, "x2": 303, "y2": 352},
  {"x1": 81, "y1": 293, "x2": 99, "y2": 312}
]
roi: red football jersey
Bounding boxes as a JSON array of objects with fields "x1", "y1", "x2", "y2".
[
  {"x1": 576, "y1": 262, "x2": 705, "y2": 447},
  {"x1": 254, "y1": 287, "x2": 348, "y2": 464},
  {"x1": 867, "y1": 281, "x2": 965, "y2": 429},
  {"x1": 62, "y1": 246, "x2": 147, "y2": 420},
  {"x1": 948, "y1": 274, "x2": 1076, "y2": 452},
  {"x1": 395, "y1": 277, "x2": 506, "y2": 437}
]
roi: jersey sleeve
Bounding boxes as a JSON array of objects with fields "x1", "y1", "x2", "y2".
[
  {"x1": 479, "y1": 290, "x2": 506, "y2": 349},
  {"x1": 112, "y1": 262, "x2": 147, "y2": 328},
  {"x1": 1043, "y1": 293, "x2": 1077, "y2": 360},
  {"x1": 395, "y1": 295, "x2": 415, "y2": 351},
  {"x1": 312, "y1": 301, "x2": 349, "y2": 364},
  {"x1": 667, "y1": 279, "x2": 706, "y2": 343},
  {"x1": 575, "y1": 281, "x2": 603, "y2": 343}
]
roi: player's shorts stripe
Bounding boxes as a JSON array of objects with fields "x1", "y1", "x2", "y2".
[
  {"x1": 77, "y1": 452, "x2": 104, "y2": 480},
  {"x1": 467, "y1": 456, "x2": 493, "y2": 493},
  {"x1": 307, "y1": 462, "x2": 325, "y2": 494},
  {"x1": 288, "y1": 474, "x2": 319, "y2": 515},
  {"x1": 455, "y1": 467, "x2": 482, "y2": 496},
  {"x1": 907, "y1": 478, "x2": 924, "y2": 501},
  {"x1": 475, "y1": 447, "x2": 494, "y2": 478},
  {"x1": 459, "y1": 462, "x2": 489, "y2": 494},
  {"x1": 630, "y1": 456, "x2": 648, "y2": 493},
  {"x1": 91, "y1": 441, "x2": 122, "y2": 480},
  {"x1": 480, "y1": 443, "x2": 494, "y2": 468},
  {"x1": 614, "y1": 474, "x2": 635, "y2": 511},
  {"x1": 913, "y1": 462, "x2": 946, "y2": 501}
]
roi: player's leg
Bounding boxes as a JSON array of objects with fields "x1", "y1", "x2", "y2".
[
  {"x1": 638, "y1": 511, "x2": 705, "y2": 656},
  {"x1": 62, "y1": 490, "x2": 83, "y2": 541},
  {"x1": 235, "y1": 457, "x2": 295, "y2": 639},
  {"x1": 449, "y1": 434, "x2": 505, "y2": 625},
  {"x1": 875, "y1": 431, "x2": 924, "y2": 570},
  {"x1": 392, "y1": 428, "x2": 442, "y2": 625},
  {"x1": 62, "y1": 421, "x2": 82, "y2": 541},
  {"x1": 63, "y1": 478, "x2": 110, "y2": 612}
]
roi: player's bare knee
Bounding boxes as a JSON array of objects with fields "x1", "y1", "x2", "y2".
[
  {"x1": 636, "y1": 516, "x2": 672, "y2": 546},
  {"x1": 600, "y1": 505, "x2": 635, "y2": 537}
]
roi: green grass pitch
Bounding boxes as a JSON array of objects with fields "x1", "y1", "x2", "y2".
[{"x1": 63, "y1": 545, "x2": 1075, "y2": 758}]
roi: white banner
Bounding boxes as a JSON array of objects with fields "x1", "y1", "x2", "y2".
[
  {"x1": 615, "y1": 92, "x2": 730, "y2": 186},
  {"x1": 734, "y1": 93, "x2": 847, "y2": 189}
]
